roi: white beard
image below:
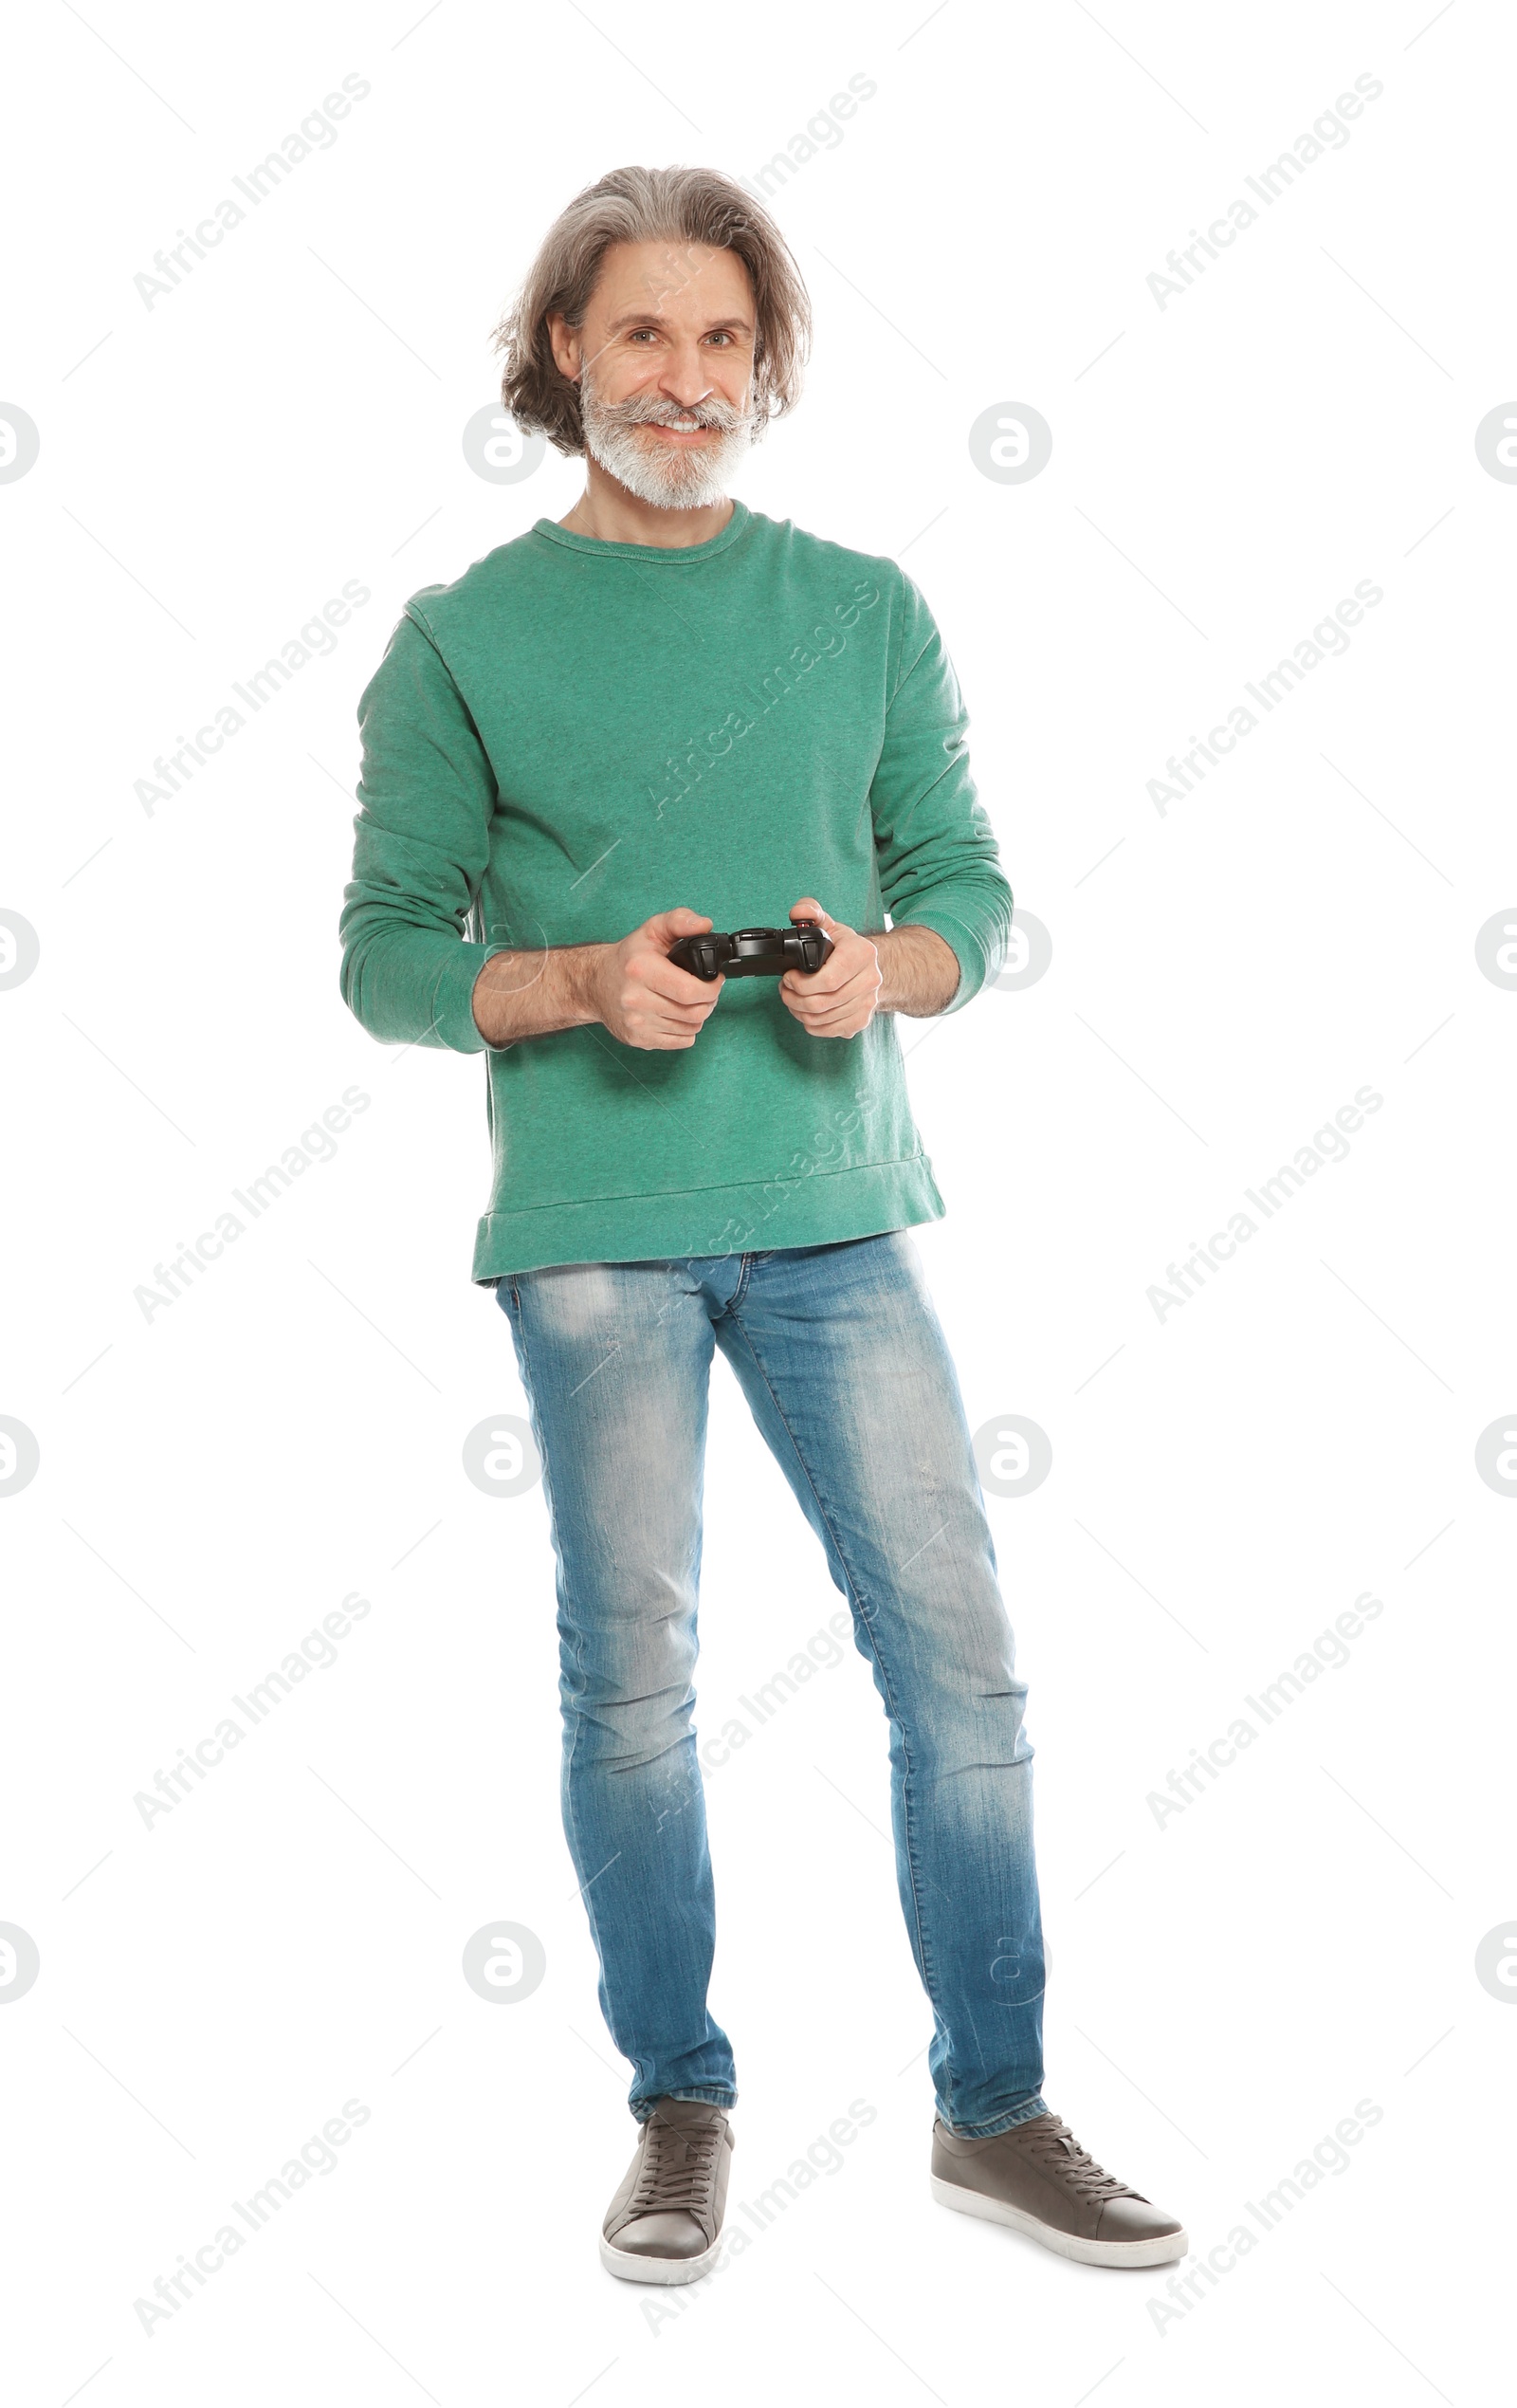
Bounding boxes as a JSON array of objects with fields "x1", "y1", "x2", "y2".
[{"x1": 579, "y1": 362, "x2": 758, "y2": 509}]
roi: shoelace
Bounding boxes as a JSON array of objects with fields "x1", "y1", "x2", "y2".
[
  {"x1": 1021, "y1": 2118, "x2": 1136, "y2": 2201},
  {"x1": 631, "y1": 2118, "x2": 722, "y2": 2218}
]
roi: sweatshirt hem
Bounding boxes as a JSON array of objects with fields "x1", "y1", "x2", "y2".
[{"x1": 470, "y1": 1156, "x2": 945, "y2": 1280}]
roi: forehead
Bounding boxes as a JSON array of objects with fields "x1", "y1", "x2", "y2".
[{"x1": 590, "y1": 240, "x2": 755, "y2": 327}]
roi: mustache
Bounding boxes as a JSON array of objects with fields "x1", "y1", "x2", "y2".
[{"x1": 586, "y1": 386, "x2": 751, "y2": 433}]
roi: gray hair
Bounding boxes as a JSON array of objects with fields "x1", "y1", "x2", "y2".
[{"x1": 493, "y1": 164, "x2": 812, "y2": 457}]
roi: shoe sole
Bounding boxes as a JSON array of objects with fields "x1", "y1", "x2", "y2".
[
  {"x1": 930, "y1": 2174, "x2": 1187, "y2": 2268},
  {"x1": 599, "y1": 2232, "x2": 722, "y2": 2287}
]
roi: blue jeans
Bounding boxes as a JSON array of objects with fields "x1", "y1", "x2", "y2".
[{"x1": 496, "y1": 1231, "x2": 1048, "y2": 2138}]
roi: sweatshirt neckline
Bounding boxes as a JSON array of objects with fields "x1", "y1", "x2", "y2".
[{"x1": 531, "y1": 499, "x2": 751, "y2": 563}]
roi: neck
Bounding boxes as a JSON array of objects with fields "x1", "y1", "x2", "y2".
[{"x1": 557, "y1": 456, "x2": 735, "y2": 549}]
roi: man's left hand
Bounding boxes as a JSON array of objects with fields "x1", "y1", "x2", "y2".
[{"x1": 778, "y1": 900, "x2": 881, "y2": 1039}]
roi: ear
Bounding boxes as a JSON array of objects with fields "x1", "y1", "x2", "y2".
[{"x1": 546, "y1": 312, "x2": 581, "y2": 382}]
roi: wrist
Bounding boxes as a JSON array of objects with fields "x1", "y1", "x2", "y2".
[
  {"x1": 471, "y1": 943, "x2": 607, "y2": 1044},
  {"x1": 561, "y1": 941, "x2": 609, "y2": 1029},
  {"x1": 469, "y1": 951, "x2": 505, "y2": 1045},
  {"x1": 875, "y1": 924, "x2": 960, "y2": 1017},
  {"x1": 869, "y1": 928, "x2": 906, "y2": 1014}
]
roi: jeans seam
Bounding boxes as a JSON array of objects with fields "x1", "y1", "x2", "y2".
[
  {"x1": 722, "y1": 1292, "x2": 955, "y2": 2122},
  {"x1": 512, "y1": 1284, "x2": 648, "y2": 2106}
]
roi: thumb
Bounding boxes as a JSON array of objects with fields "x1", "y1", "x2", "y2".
[
  {"x1": 647, "y1": 907, "x2": 712, "y2": 945},
  {"x1": 790, "y1": 897, "x2": 839, "y2": 928}
]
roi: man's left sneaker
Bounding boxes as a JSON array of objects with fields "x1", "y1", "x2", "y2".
[{"x1": 931, "y1": 2109, "x2": 1187, "y2": 2267}]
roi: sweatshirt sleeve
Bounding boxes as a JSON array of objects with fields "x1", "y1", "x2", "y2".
[
  {"x1": 868, "y1": 571, "x2": 1013, "y2": 1014},
  {"x1": 338, "y1": 605, "x2": 501, "y2": 1054}
]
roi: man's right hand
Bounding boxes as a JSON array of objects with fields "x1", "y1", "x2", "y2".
[
  {"x1": 585, "y1": 909, "x2": 725, "y2": 1050},
  {"x1": 470, "y1": 908, "x2": 723, "y2": 1050}
]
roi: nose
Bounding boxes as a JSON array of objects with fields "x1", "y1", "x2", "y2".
[
  {"x1": 660, "y1": 380, "x2": 713, "y2": 414},
  {"x1": 657, "y1": 343, "x2": 716, "y2": 409}
]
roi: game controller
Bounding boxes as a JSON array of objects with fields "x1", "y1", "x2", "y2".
[{"x1": 667, "y1": 921, "x2": 835, "y2": 982}]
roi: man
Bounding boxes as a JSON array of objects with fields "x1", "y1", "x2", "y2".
[{"x1": 340, "y1": 163, "x2": 1185, "y2": 2284}]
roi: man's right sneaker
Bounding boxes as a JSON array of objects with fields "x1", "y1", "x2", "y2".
[
  {"x1": 931, "y1": 2109, "x2": 1187, "y2": 2268},
  {"x1": 599, "y1": 2098, "x2": 734, "y2": 2286}
]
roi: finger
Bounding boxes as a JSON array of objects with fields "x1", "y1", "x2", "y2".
[
  {"x1": 790, "y1": 1015, "x2": 868, "y2": 1039},
  {"x1": 646, "y1": 907, "x2": 713, "y2": 945},
  {"x1": 786, "y1": 965, "x2": 875, "y2": 1011},
  {"x1": 785, "y1": 986, "x2": 874, "y2": 1030},
  {"x1": 783, "y1": 941, "x2": 866, "y2": 992},
  {"x1": 639, "y1": 1009, "x2": 721, "y2": 1045},
  {"x1": 642, "y1": 959, "x2": 724, "y2": 1004},
  {"x1": 650, "y1": 982, "x2": 724, "y2": 1019},
  {"x1": 791, "y1": 1005, "x2": 870, "y2": 1036}
]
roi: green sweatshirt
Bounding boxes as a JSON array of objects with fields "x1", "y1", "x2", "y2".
[{"x1": 339, "y1": 500, "x2": 1012, "y2": 1280}]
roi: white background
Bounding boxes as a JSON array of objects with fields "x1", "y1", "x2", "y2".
[{"x1": 3, "y1": 1, "x2": 1513, "y2": 2400}]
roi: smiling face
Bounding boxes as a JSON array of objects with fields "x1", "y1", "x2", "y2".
[{"x1": 548, "y1": 239, "x2": 759, "y2": 508}]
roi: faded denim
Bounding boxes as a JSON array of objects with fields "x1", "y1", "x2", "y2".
[{"x1": 497, "y1": 1231, "x2": 1047, "y2": 2137}]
